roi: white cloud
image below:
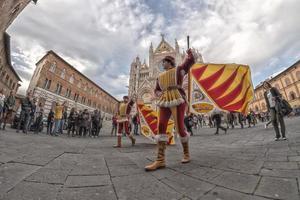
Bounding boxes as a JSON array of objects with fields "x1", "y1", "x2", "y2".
[{"x1": 6, "y1": 0, "x2": 300, "y2": 99}]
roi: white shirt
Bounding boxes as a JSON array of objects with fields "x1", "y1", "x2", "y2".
[
  {"x1": 0, "y1": 94, "x2": 5, "y2": 107},
  {"x1": 267, "y1": 91, "x2": 275, "y2": 108}
]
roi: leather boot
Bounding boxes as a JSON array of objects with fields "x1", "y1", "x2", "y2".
[
  {"x1": 181, "y1": 142, "x2": 190, "y2": 163},
  {"x1": 145, "y1": 141, "x2": 166, "y2": 171},
  {"x1": 113, "y1": 136, "x2": 122, "y2": 148},
  {"x1": 129, "y1": 135, "x2": 136, "y2": 146}
]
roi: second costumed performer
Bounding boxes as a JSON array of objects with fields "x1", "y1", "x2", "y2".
[
  {"x1": 114, "y1": 95, "x2": 136, "y2": 148},
  {"x1": 145, "y1": 48, "x2": 195, "y2": 171}
]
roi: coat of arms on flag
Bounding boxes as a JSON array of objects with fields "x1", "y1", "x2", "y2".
[{"x1": 137, "y1": 103, "x2": 175, "y2": 145}]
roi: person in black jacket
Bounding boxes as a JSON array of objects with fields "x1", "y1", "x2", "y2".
[
  {"x1": 184, "y1": 113, "x2": 194, "y2": 136},
  {"x1": 47, "y1": 109, "x2": 54, "y2": 135},
  {"x1": 211, "y1": 109, "x2": 227, "y2": 135},
  {"x1": 263, "y1": 81, "x2": 286, "y2": 141},
  {"x1": 16, "y1": 92, "x2": 33, "y2": 134},
  {"x1": 67, "y1": 108, "x2": 77, "y2": 137}
]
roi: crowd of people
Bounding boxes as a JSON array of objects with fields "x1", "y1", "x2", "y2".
[
  {"x1": 0, "y1": 91, "x2": 106, "y2": 138},
  {"x1": 0, "y1": 79, "x2": 296, "y2": 144}
]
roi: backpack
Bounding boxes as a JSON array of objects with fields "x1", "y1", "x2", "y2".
[{"x1": 278, "y1": 99, "x2": 293, "y2": 116}]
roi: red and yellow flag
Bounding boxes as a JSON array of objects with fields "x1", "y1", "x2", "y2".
[
  {"x1": 190, "y1": 63, "x2": 254, "y2": 114},
  {"x1": 137, "y1": 103, "x2": 175, "y2": 145}
]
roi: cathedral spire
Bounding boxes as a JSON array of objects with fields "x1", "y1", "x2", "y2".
[
  {"x1": 149, "y1": 42, "x2": 153, "y2": 54},
  {"x1": 161, "y1": 33, "x2": 165, "y2": 41},
  {"x1": 175, "y1": 38, "x2": 179, "y2": 53}
]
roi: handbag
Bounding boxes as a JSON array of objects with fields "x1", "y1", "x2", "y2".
[{"x1": 278, "y1": 98, "x2": 293, "y2": 116}]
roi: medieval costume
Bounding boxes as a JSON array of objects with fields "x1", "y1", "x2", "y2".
[
  {"x1": 145, "y1": 49, "x2": 195, "y2": 171},
  {"x1": 114, "y1": 96, "x2": 136, "y2": 147}
]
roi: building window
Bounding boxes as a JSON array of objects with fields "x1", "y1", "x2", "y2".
[
  {"x1": 69, "y1": 74, "x2": 74, "y2": 83},
  {"x1": 296, "y1": 71, "x2": 300, "y2": 81},
  {"x1": 9, "y1": 79, "x2": 12, "y2": 88},
  {"x1": 289, "y1": 92, "x2": 296, "y2": 100},
  {"x1": 259, "y1": 92, "x2": 263, "y2": 99},
  {"x1": 1, "y1": 71, "x2": 6, "y2": 79},
  {"x1": 43, "y1": 78, "x2": 52, "y2": 89},
  {"x1": 12, "y1": 83, "x2": 16, "y2": 90},
  {"x1": 285, "y1": 77, "x2": 291, "y2": 86},
  {"x1": 274, "y1": 83, "x2": 280, "y2": 89},
  {"x1": 74, "y1": 93, "x2": 79, "y2": 101},
  {"x1": 65, "y1": 88, "x2": 71, "y2": 98},
  {"x1": 61, "y1": 68, "x2": 66, "y2": 79},
  {"x1": 81, "y1": 96, "x2": 86, "y2": 104},
  {"x1": 78, "y1": 80, "x2": 82, "y2": 88},
  {"x1": 50, "y1": 62, "x2": 56, "y2": 72},
  {"x1": 5, "y1": 75, "x2": 9, "y2": 84},
  {"x1": 262, "y1": 103, "x2": 266, "y2": 110},
  {"x1": 55, "y1": 83, "x2": 62, "y2": 95}
]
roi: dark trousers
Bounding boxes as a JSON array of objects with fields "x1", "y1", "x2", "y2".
[
  {"x1": 79, "y1": 126, "x2": 87, "y2": 136},
  {"x1": 67, "y1": 122, "x2": 76, "y2": 136},
  {"x1": 47, "y1": 121, "x2": 53, "y2": 134},
  {"x1": 91, "y1": 122, "x2": 99, "y2": 136},
  {"x1": 133, "y1": 123, "x2": 139, "y2": 135},
  {"x1": 215, "y1": 121, "x2": 226, "y2": 134},
  {"x1": 1, "y1": 109, "x2": 13, "y2": 129},
  {"x1": 271, "y1": 108, "x2": 286, "y2": 138},
  {"x1": 111, "y1": 124, "x2": 117, "y2": 136},
  {"x1": 17, "y1": 110, "x2": 30, "y2": 133},
  {"x1": 34, "y1": 116, "x2": 43, "y2": 133},
  {"x1": 187, "y1": 126, "x2": 193, "y2": 136}
]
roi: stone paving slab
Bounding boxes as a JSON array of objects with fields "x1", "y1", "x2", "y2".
[
  {"x1": 0, "y1": 163, "x2": 40, "y2": 194},
  {"x1": 57, "y1": 186, "x2": 117, "y2": 200},
  {"x1": 160, "y1": 173, "x2": 215, "y2": 199},
  {"x1": 184, "y1": 166, "x2": 223, "y2": 181},
  {"x1": 210, "y1": 171, "x2": 260, "y2": 194},
  {"x1": 254, "y1": 176, "x2": 300, "y2": 200},
  {"x1": 65, "y1": 175, "x2": 111, "y2": 188},
  {"x1": 2, "y1": 181, "x2": 61, "y2": 200},
  {"x1": 199, "y1": 186, "x2": 270, "y2": 200},
  {"x1": 263, "y1": 161, "x2": 299, "y2": 170},
  {"x1": 112, "y1": 174, "x2": 182, "y2": 200},
  {"x1": 25, "y1": 168, "x2": 71, "y2": 184}
]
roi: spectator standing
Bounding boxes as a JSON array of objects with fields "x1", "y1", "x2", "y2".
[
  {"x1": 263, "y1": 81, "x2": 286, "y2": 141},
  {"x1": 184, "y1": 113, "x2": 194, "y2": 136},
  {"x1": 67, "y1": 108, "x2": 77, "y2": 137},
  {"x1": 60, "y1": 108, "x2": 68, "y2": 134},
  {"x1": 111, "y1": 114, "x2": 117, "y2": 136},
  {"x1": 2, "y1": 91, "x2": 16, "y2": 130},
  {"x1": 132, "y1": 113, "x2": 139, "y2": 135},
  {"x1": 34, "y1": 108, "x2": 44, "y2": 134},
  {"x1": 211, "y1": 109, "x2": 227, "y2": 135},
  {"x1": 16, "y1": 92, "x2": 32, "y2": 134},
  {"x1": 91, "y1": 109, "x2": 101, "y2": 138},
  {"x1": 47, "y1": 109, "x2": 55, "y2": 134},
  {"x1": 52, "y1": 101, "x2": 67, "y2": 136},
  {"x1": 0, "y1": 89, "x2": 5, "y2": 129}
]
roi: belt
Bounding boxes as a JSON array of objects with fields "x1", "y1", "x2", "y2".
[{"x1": 163, "y1": 85, "x2": 183, "y2": 91}]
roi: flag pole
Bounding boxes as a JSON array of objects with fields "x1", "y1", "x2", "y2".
[{"x1": 187, "y1": 35, "x2": 191, "y2": 114}]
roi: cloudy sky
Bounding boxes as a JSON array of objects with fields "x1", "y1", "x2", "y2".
[{"x1": 7, "y1": 0, "x2": 300, "y2": 100}]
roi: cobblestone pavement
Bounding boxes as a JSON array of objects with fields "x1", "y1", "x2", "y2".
[{"x1": 0, "y1": 117, "x2": 300, "y2": 200}]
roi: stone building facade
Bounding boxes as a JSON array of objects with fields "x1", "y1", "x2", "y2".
[
  {"x1": 128, "y1": 35, "x2": 203, "y2": 109},
  {"x1": 27, "y1": 50, "x2": 119, "y2": 116},
  {"x1": 0, "y1": 0, "x2": 36, "y2": 96},
  {"x1": 249, "y1": 60, "x2": 300, "y2": 113}
]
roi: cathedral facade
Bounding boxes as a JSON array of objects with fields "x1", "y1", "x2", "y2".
[{"x1": 128, "y1": 35, "x2": 203, "y2": 109}]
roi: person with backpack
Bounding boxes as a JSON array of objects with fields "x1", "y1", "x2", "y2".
[
  {"x1": 91, "y1": 109, "x2": 101, "y2": 138},
  {"x1": 67, "y1": 107, "x2": 77, "y2": 137},
  {"x1": 263, "y1": 81, "x2": 288, "y2": 141}
]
